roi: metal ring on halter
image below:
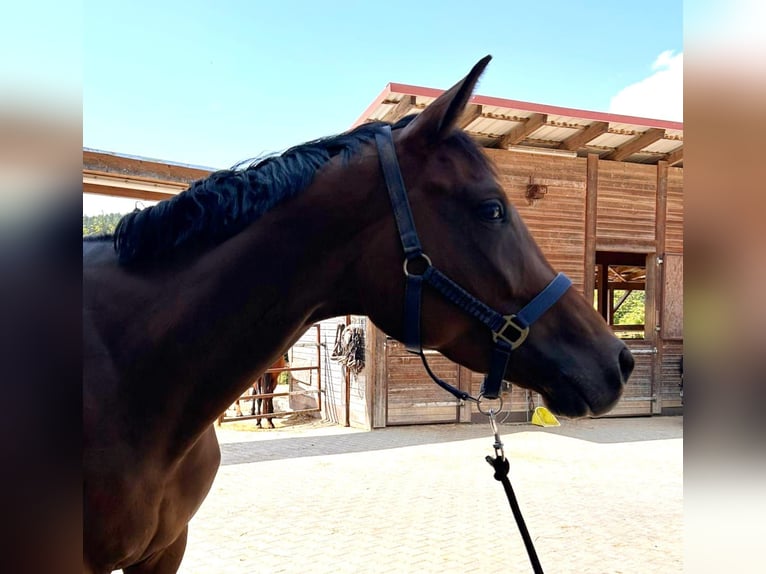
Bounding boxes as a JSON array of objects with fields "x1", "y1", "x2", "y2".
[
  {"x1": 402, "y1": 253, "x2": 432, "y2": 277},
  {"x1": 476, "y1": 393, "x2": 504, "y2": 416}
]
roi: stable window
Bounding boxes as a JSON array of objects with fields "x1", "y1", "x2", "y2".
[{"x1": 594, "y1": 251, "x2": 647, "y2": 340}]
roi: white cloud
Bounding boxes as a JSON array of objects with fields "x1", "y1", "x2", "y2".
[{"x1": 609, "y1": 51, "x2": 683, "y2": 122}]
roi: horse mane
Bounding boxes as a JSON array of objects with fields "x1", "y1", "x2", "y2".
[{"x1": 111, "y1": 115, "x2": 488, "y2": 266}]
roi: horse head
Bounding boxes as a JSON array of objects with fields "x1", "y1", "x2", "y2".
[{"x1": 358, "y1": 56, "x2": 634, "y2": 417}]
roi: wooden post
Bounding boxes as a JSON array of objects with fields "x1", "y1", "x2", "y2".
[
  {"x1": 584, "y1": 154, "x2": 599, "y2": 303},
  {"x1": 458, "y1": 366, "x2": 473, "y2": 423},
  {"x1": 371, "y1": 326, "x2": 388, "y2": 428},
  {"x1": 652, "y1": 161, "x2": 668, "y2": 413},
  {"x1": 597, "y1": 264, "x2": 609, "y2": 322}
]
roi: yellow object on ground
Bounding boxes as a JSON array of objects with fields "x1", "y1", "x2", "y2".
[{"x1": 531, "y1": 406, "x2": 560, "y2": 427}]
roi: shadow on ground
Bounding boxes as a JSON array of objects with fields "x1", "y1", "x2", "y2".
[{"x1": 218, "y1": 415, "x2": 683, "y2": 466}]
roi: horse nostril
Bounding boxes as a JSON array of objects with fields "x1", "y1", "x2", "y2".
[{"x1": 619, "y1": 346, "x2": 635, "y2": 382}]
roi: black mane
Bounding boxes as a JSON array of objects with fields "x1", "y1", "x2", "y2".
[{"x1": 111, "y1": 115, "x2": 486, "y2": 266}]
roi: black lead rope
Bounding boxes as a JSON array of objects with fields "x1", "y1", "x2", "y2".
[
  {"x1": 486, "y1": 455, "x2": 544, "y2": 574},
  {"x1": 485, "y1": 408, "x2": 545, "y2": 574}
]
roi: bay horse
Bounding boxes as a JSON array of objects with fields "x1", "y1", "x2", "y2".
[
  {"x1": 83, "y1": 56, "x2": 633, "y2": 573},
  {"x1": 253, "y1": 354, "x2": 288, "y2": 428},
  {"x1": 231, "y1": 354, "x2": 288, "y2": 427}
]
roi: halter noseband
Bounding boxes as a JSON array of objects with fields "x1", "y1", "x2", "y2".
[{"x1": 374, "y1": 125, "x2": 572, "y2": 401}]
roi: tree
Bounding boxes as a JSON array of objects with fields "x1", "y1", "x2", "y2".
[
  {"x1": 612, "y1": 289, "x2": 645, "y2": 326},
  {"x1": 82, "y1": 213, "x2": 124, "y2": 236}
]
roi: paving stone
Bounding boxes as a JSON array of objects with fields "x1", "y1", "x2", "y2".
[{"x1": 179, "y1": 417, "x2": 683, "y2": 573}]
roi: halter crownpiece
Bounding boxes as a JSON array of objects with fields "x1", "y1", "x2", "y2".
[{"x1": 374, "y1": 124, "x2": 572, "y2": 401}]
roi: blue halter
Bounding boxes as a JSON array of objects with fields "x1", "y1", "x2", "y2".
[{"x1": 374, "y1": 125, "x2": 572, "y2": 401}]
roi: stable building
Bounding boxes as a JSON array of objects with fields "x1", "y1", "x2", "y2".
[{"x1": 83, "y1": 81, "x2": 683, "y2": 429}]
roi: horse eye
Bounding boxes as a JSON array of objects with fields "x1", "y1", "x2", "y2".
[{"x1": 478, "y1": 200, "x2": 505, "y2": 222}]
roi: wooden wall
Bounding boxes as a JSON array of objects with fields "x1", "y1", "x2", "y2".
[
  {"x1": 665, "y1": 167, "x2": 684, "y2": 254},
  {"x1": 596, "y1": 161, "x2": 658, "y2": 251},
  {"x1": 660, "y1": 340, "x2": 684, "y2": 411},
  {"x1": 385, "y1": 341, "x2": 461, "y2": 425},
  {"x1": 610, "y1": 340, "x2": 655, "y2": 416},
  {"x1": 662, "y1": 255, "x2": 684, "y2": 340}
]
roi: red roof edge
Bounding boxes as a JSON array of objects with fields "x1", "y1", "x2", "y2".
[{"x1": 361, "y1": 82, "x2": 683, "y2": 131}]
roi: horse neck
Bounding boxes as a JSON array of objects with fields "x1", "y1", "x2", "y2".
[{"x1": 148, "y1": 155, "x2": 388, "y2": 453}]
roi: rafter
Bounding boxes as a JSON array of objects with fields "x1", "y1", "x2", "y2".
[
  {"x1": 381, "y1": 95, "x2": 416, "y2": 123},
  {"x1": 665, "y1": 146, "x2": 683, "y2": 166},
  {"x1": 560, "y1": 121, "x2": 609, "y2": 151},
  {"x1": 457, "y1": 104, "x2": 482, "y2": 129},
  {"x1": 604, "y1": 128, "x2": 665, "y2": 161},
  {"x1": 497, "y1": 113, "x2": 547, "y2": 148}
]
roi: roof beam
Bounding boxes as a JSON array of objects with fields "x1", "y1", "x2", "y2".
[
  {"x1": 381, "y1": 95, "x2": 416, "y2": 123},
  {"x1": 604, "y1": 128, "x2": 665, "y2": 161},
  {"x1": 82, "y1": 172, "x2": 186, "y2": 202},
  {"x1": 497, "y1": 113, "x2": 547, "y2": 148},
  {"x1": 665, "y1": 146, "x2": 683, "y2": 166},
  {"x1": 456, "y1": 104, "x2": 482, "y2": 129},
  {"x1": 560, "y1": 121, "x2": 609, "y2": 150}
]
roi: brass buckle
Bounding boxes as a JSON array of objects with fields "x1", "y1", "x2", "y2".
[{"x1": 492, "y1": 314, "x2": 529, "y2": 350}]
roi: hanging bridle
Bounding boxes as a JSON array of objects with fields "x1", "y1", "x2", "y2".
[{"x1": 374, "y1": 125, "x2": 572, "y2": 403}]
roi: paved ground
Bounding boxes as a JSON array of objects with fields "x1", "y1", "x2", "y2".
[{"x1": 179, "y1": 415, "x2": 683, "y2": 574}]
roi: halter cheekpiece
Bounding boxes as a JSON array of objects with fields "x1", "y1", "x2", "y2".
[{"x1": 374, "y1": 125, "x2": 572, "y2": 402}]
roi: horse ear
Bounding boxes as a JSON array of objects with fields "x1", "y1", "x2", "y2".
[{"x1": 400, "y1": 55, "x2": 491, "y2": 145}]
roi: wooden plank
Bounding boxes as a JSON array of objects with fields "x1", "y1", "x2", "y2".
[
  {"x1": 595, "y1": 161, "x2": 658, "y2": 247},
  {"x1": 497, "y1": 113, "x2": 547, "y2": 148},
  {"x1": 83, "y1": 149, "x2": 213, "y2": 184},
  {"x1": 597, "y1": 264, "x2": 608, "y2": 321},
  {"x1": 82, "y1": 181, "x2": 173, "y2": 203},
  {"x1": 458, "y1": 366, "x2": 473, "y2": 422},
  {"x1": 644, "y1": 253, "x2": 658, "y2": 339},
  {"x1": 665, "y1": 167, "x2": 684, "y2": 253},
  {"x1": 644, "y1": 253, "x2": 660, "y2": 413},
  {"x1": 381, "y1": 95, "x2": 416, "y2": 123},
  {"x1": 385, "y1": 340, "x2": 459, "y2": 425},
  {"x1": 656, "y1": 161, "x2": 668, "y2": 258},
  {"x1": 595, "y1": 238, "x2": 656, "y2": 252},
  {"x1": 561, "y1": 121, "x2": 609, "y2": 151},
  {"x1": 659, "y1": 341, "x2": 684, "y2": 411},
  {"x1": 652, "y1": 161, "x2": 669, "y2": 412},
  {"x1": 372, "y1": 328, "x2": 387, "y2": 428},
  {"x1": 604, "y1": 128, "x2": 665, "y2": 161},
  {"x1": 601, "y1": 340, "x2": 654, "y2": 416},
  {"x1": 662, "y1": 254, "x2": 684, "y2": 339}
]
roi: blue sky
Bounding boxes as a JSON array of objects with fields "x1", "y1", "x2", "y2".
[{"x1": 83, "y1": 0, "x2": 682, "y2": 213}]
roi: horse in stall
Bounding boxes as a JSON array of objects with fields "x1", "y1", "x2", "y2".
[
  {"x1": 231, "y1": 354, "x2": 288, "y2": 427},
  {"x1": 83, "y1": 56, "x2": 634, "y2": 573}
]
